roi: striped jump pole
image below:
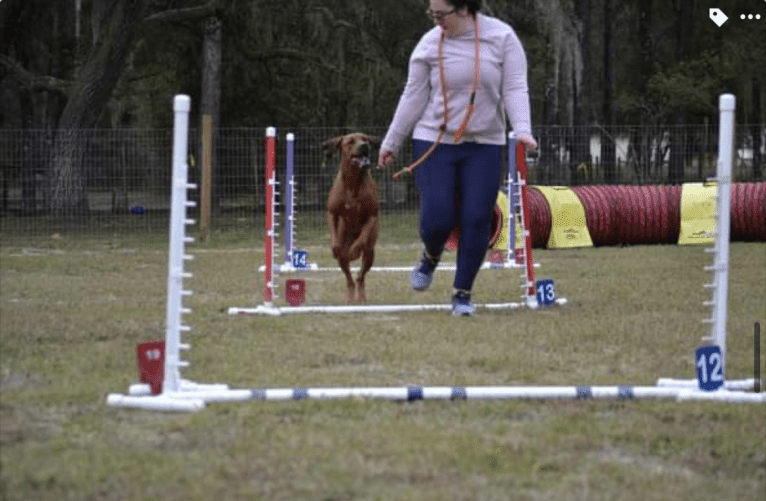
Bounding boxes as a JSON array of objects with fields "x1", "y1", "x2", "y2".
[
  {"x1": 283, "y1": 133, "x2": 295, "y2": 267},
  {"x1": 107, "y1": 385, "x2": 766, "y2": 410}
]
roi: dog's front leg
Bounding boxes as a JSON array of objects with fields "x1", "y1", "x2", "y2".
[
  {"x1": 327, "y1": 210, "x2": 343, "y2": 260},
  {"x1": 354, "y1": 216, "x2": 378, "y2": 302},
  {"x1": 349, "y1": 215, "x2": 378, "y2": 260}
]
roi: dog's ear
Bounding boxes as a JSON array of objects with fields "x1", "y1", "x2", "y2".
[
  {"x1": 322, "y1": 136, "x2": 344, "y2": 151},
  {"x1": 362, "y1": 135, "x2": 381, "y2": 146},
  {"x1": 321, "y1": 136, "x2": 344, "y2": 168}
]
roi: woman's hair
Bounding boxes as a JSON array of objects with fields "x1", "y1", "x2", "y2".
[{"x1": 444, "y1": 0, "x2": 481, "y2": 16}]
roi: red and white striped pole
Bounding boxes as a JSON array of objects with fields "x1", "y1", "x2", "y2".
[
  {"x1": 263, "y1": 127, "x2": 277, "y2": 304},
  {"x1": 516, "y1": 143, "x2": 538, "y2": 308}
]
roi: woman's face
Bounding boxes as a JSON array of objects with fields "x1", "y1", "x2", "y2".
[{"x1": 428, "y1": 0, "x2": 465, "y2": 31}]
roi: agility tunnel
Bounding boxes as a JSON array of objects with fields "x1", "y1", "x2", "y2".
[{"x1": 523, "y1": 182, "x2": 765, "y2": 248}]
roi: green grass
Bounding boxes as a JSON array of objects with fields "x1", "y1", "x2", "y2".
[{"x1": 1, "y1": 239, "x2": 764, "y2": 501}]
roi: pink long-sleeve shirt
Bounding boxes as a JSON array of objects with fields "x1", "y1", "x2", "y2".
[{"x1": 381, "y1": 13, "x2": 532, "y2": 154}]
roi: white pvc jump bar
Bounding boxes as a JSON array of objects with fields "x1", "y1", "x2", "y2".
[
  {"x1": 228, "y1": 298, "x2": 568, "y2": 316},
  {"x1": 280, "y1": 261, "x2": 540, "y2": 273}
]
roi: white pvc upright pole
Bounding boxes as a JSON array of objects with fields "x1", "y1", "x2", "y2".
[
  {"x1": 163, "y1": 95, "x2": 195, "y2": 393},
  {"x1": 709, "y1": 94, "x2": 735, "y2": 370}
]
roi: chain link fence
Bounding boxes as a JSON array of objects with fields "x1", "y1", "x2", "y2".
[{"x1": 1, "y1": 125, "x2": 763, "y2": 247}]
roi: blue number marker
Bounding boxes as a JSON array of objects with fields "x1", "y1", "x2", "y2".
[
  {"x1": 695, "y1": 345, "x2": 724, "y2": 391},
  {"x1": 292, "y1": 249, "x2": 309, "y2": 269},
  {"x1": 536, "y1": 279, "x2": 556, "y2": 306}
]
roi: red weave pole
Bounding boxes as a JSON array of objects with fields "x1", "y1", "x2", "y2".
[
  {"x1": 516, "y1": 143, "x2": 536, "y2": 303},
  {"x1": 264, "y1": 128, "x2": 276, "y2": 303}
]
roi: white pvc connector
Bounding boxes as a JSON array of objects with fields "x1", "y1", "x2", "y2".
[
  {"x1": 174, "y1": 94, "x2": 191, "y2": 113},
  {"x1": 719, "y1": 93, "x2": 736, "y2": 112}
]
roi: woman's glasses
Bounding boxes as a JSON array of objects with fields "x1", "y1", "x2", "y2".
[{"x1": 426, "y1": 8, "x2": 455, "y2": 21}]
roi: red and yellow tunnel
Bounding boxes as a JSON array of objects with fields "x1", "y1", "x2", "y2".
[{"x1": 444, "y1": 182, "x2": 764, "y2": 251}]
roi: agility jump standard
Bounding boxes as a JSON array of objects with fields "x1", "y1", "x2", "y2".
[
  {"x1": 655, "y1": 93, "x2": 757, "y2": 393},
  {"x1": 269, "y1": 132, "x2": 534, "y2": 273},
  {"x1": 105, "y1": 94, "x2": 763, "y2": 412},
  {"x1": 230, "y1": 128, "x2": 556, "y2": 315}
]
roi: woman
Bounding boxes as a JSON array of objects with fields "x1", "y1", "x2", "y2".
[{"x1": 377, "y1": 0, "x2": 537, "y2": 316}]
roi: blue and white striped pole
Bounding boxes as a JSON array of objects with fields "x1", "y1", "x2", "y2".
[
  {"x1": 284, "y1": 133, "x2": 295, "y2": 265},
  {"x1": 108, "y1": 384, "x2": 765, "y2": 409},
  {"x1": 507, "y1": 132, "x2": 518, "y2": 265}
]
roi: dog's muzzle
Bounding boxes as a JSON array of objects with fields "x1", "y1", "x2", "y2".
[{"x1": 352, "y1": 153, "x2": 372, "y2": 171}]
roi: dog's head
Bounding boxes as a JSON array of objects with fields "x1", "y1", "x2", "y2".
[{"x1": 322, "y1": 133, "x2": 380, "y2": 172}]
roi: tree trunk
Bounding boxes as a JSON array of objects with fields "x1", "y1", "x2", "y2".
[
  {"x1": 601, "y1": 0, "x2": 616, "y2": 184},
  {"x1": 668, "y1": 0, "x2": 693, "y2": 185},
  {"x1": 201, "y1": 15, "x2": 223, "y2": 212},
  {"x1": 572, "y1": 0, "x2": 590, "y2": 185},
  {"x1": 630, "y1": 0, "x2": 651, "y2": 182},
  {"x1": 49, "y1": 0, "x2": 145, "y2": 216},
  {"x1": 751, "y1": 80, "x2": 763, "y2": 180}
]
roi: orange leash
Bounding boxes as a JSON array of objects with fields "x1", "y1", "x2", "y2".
[{"x1": 393, "y1": 16, "x2": 480, "y2": 181}]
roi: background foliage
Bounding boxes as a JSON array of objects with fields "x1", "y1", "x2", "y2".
[
  {"x1": 2, "y1": 0, "x2": 765, "y2": 130},
  {"x1": 0, "y1": 0, "x2": 763, "y2": 216}
]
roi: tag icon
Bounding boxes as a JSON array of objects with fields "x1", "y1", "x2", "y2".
[{"x1": 709, "y1": 8, "x2": 728, "y2": 27}]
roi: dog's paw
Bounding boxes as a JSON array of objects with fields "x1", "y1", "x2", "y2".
[
  {"x1": 349, "y1": 243, "x2": 365, "y2": 260},
  {"x1": 331, "y1": 245, "x2": 343, "y2": 260}
]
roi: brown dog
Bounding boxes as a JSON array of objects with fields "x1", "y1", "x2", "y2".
[{"x1": 323, "y1": 133, "x2": 379, "y2": 303}]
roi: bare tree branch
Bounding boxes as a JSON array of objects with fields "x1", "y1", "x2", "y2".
[
  {"x1": 143, "y1": 0, "x2": 218, "y2": 24},
  {"x1": 0, "y1": 54, "x2": 69, "y2": 95},
  {"x1": 236, "y1": 46, "x2": 341, "y2": 73}
]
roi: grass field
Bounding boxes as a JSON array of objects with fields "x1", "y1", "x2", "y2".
[{"x1": 1, "y1": 235, "x2": 764, "y2": 501}]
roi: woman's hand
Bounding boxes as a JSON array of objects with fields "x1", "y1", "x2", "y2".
[
  {"x1": 516, "y1": 133, "x2": 537, "y2": 153},
  {"x1": 377, "y1": 149, "x2": 395, "y2": 168}
]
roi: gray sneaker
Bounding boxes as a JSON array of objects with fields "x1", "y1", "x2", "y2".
[
  {"x1": 451, "y1": 291, "x2": 476, "y2": 316},
  {"x1": 410, "y1": 251, "x2": 439, "y2": 291}
]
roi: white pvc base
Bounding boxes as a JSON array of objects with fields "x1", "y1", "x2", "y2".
[
  {"x1": 128, "y1": 380, "x2": 231, "y2": 396},
  {"x1": 656, "y1": 377, "x2": 760, "y2": 392},
  {"x1": 106, "y1": 393, "x2": 205, "y2": 412},
  {"x1": 228, "y1": 297, "x2": 567, "y2": 316},
  {"x1": 106, "y1": 381, "x2": 766, "y2": 412}
]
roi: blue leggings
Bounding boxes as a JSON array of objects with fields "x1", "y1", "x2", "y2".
[{"x1": 413, "y1": 139, "x2": 502, "y2": 292}]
